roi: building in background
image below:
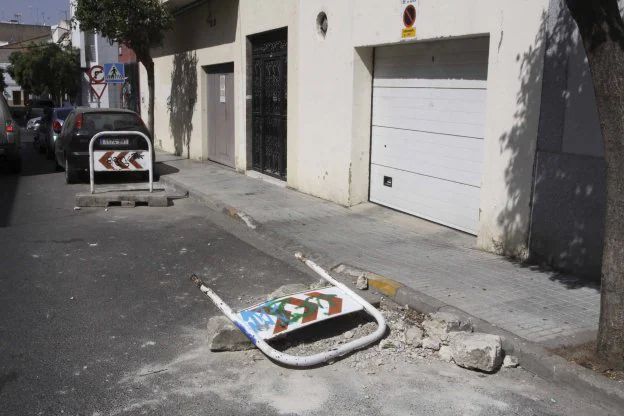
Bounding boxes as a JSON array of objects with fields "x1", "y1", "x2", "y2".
[
  {"x1": 119, "y1": 44, "x2": 140, "y2": 114},
  {"x1": 0, "y1": 22, "x2": 51, "y2": 105},
  {"x1": 70, "y1": 1, "x2": 121, "y2": 108}
]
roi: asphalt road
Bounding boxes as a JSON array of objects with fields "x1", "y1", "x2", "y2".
[{"x1": 0, "y1": 133, "x2": 620, "y2": 416}]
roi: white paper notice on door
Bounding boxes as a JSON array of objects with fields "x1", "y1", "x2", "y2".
[{"x1": 220, "y1": 75, "x2": 226, "y2": 103}]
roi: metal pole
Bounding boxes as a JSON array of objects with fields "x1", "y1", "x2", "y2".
[
  {"x1": 190, "y1": 253, "x2": 387, "y2": 367},
  {"x1": 89, "y1": 131, "x2": 153, "y2": 194}
]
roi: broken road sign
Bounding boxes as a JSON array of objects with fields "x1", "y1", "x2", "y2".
[
  {"x1": 237, "y1": 286, "x2": 364, "y2": 340},
  {"x1": 89, "y1": 82, "x2": 107, "y2": 99},
  {"x1": 104, "y1": 63, "x2": 125, "y2": 83},
  {"x1": 94, "y1": 150, "x2": 151, "y2": 171}
]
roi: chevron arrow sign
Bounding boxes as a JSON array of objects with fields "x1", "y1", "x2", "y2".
[
  {"x1": 94, "y1": 150, "x2": 151, "y2": 171},
  {"x1": 237, "y1": 286, "x2": 363, "y2": 340}
]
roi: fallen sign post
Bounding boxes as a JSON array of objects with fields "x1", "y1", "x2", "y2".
[
  {"x1": 190, "y1": 252, "x2": 387, "y2": 367},
  {"x1": 89, "y1": 131, "x2": 153, "y2": 194}
]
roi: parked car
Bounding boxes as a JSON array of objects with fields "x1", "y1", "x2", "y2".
[
  {"x1": 38, "y1": 107, "x2": 74, "y2": 160},
  {"x1": 9, "y1": 107, "x2": 28, "y2": 128},
  {"x1": 26, "y1": 115, "x2": 42, "y2": 131},
  {"x1": 25, "y1": 99, "x2": 54, "y2": 120},
  {"x1": 0, "y1": 94, "x2": 22, "y2": 173},
  {"x1": 54, "y1": 108, "x2": 154, "y2": 183}
]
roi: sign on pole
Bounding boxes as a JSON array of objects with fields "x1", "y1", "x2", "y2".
[
  {"x1": 88, "y1": 65, "x2": 107, "y2": 103},
  {"x1": 88, "y1": 65, "x2": 105, "y2": 84},
  {"x1": 104, "y1": 63, "x2": 125, "y2": 83}
]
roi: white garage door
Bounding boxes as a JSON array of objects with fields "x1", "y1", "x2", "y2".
[{"x1": 370, "y1": 37, "x2": 489, "y2": 234}]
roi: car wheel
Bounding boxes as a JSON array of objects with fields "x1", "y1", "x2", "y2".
[{"x1": 65, "y1": 157, "x2": 78, "y2": 184}]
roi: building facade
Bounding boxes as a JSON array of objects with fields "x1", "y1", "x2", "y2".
[
  {"x1": 70, "y1": 2, "x2": 122, "y2": 109},
  {"x1": 145, "y1": 0, "x2": 605, "y2": 280},
  {"x1": 0, "y1": 22, "x2": 52, "y2": 105}
]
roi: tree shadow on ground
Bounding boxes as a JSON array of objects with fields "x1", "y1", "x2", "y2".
[
  {"x1": 167, "y1": 51, "x2": 197, "y2": 158},
  {"x1": 497, "y1": 4, "x2": 606, "y2": 287}
]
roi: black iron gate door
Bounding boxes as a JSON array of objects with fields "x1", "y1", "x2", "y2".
[{"x1": 251, "y1": 28, "x2": 288, "y2": 179}]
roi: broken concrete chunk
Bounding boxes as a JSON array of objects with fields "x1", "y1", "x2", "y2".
[
  {"x1": 406, "y1": 327, "x2": 424, "y2": 347},
  {"x1": 343, "y1": 330, "x2": 354, "y2": 340},
  {"x1": 422, "y1": 337, "x2": 441, "y2": 351},
  {"x1": 422, "y1": 311, "x2": 473, "y2": 342},
  {"x1": 378, "y1": 339, "x2": 396, "y2": 351},
  {"x1": 266, "y1": 283, "x2": 309, "y2": 300},
  {"x1": 356, "y1": 274, "x2": 368, "y2": 290},
  {"x1": 309, "y1": 279, "x2": 329, "y2": 290},
  {"x1": 207, "y1": 316, "x2": 255, "y2": 352},
  {"x1": 438, "y1": 346, "x2": 453, "y2": 362},
  {"x1": 449, "y1": 333, "x2": 503, "y2": 373},
  {"x1": 503, "y1": 355, "x2": 519, "y2": 368}
]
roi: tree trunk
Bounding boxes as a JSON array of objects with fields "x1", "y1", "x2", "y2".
[
  {"x1": 566, "y1": 0, "x2": 624, "y2": 369},
  {"x1": 142, "y1": 56, "x2": 156, "y2": 138}
]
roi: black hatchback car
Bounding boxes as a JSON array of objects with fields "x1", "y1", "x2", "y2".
[{"x1": 54, "y1": 108, "x2": 154, "y2": 183}]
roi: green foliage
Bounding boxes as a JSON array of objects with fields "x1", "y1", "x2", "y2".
[
  {"x1": 8, "y1": 43, "x2": 81, "y2": 103},
  {"x1": 73, "y1": 0, "x2": 173, "y2": 62}
]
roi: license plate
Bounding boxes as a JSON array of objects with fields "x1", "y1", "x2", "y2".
[{"x1": 100, "y1": 138, "x2": 129, "y2": 146}]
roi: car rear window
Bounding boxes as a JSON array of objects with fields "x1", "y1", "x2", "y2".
[
  {"x1": 29, "y1": 108, "x2": 44, "y2": 118},
  {"x1": 83, "y1": 113, "x2": 147, "y2": 133},
  {"x1": 55, "y1": 109, "x2": 73, "y2": 120}
]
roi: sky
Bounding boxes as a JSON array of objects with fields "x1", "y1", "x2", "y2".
[{"x1": 0, "y1": 0, "x2": 70, "y2": 26}]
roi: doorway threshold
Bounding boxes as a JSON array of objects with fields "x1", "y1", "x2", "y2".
[{"x1": 246, "y1": 170, "x2": 287, "y2": 188}]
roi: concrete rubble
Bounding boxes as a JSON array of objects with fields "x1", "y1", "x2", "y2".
[
  {"x1": 356, "y1": 274, "x2": 368, "y2": 290},
  {"x1": 503, "y1": 354, "x2": 520, "y2": 368},
  {"x1": 208, "y1": 284, "x2": 513, "y2": 375},
  {"x1": 449, "y1": 333, "x2": 504, "y2": 373},
  {"x1": 422, "y1": 311, "x2": 473, "y2": 343},
  {"x1": 266, "y1": 283, "x2": 309, "y2": 300},
  {"x1": 207, "y1": 316, "x2": 255, "y2": 352}
]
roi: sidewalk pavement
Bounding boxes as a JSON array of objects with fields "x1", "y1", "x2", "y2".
[{"x1": 156, "y1": 151, "x2": 601, "y2": 350}]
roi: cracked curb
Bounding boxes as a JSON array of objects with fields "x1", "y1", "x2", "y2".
[{"x1": 159, "y1": 170, "x2": 624, "y2": 410}]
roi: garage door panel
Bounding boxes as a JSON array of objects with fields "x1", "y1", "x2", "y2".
[
  {"x1": 375, "y1": 37, "x2": 489, "y2": 59},
  {"x1": 373, "y1": 115, "x2": 485, "y2": 139},
  {"x1": 373, "y1": 66, "x2": 488, "y2": 88},
  {"x1": 373, "y1": 106, "x2": 485, "y2": 130},
  {"x1": 370, "y1": 37, "x2": 488, "y2": 235},
  {"x1": 373, "y1": 88, "x2": 487, "y2": 113},
  {"x1": 371, "y1": 127, "x2": 483, "y2": 187},
  {"x1": 375, "y1": 52, "x2": 488, "y2": 68},
  {"x1": 370, "y1": 164, "x2": 480, "y2": 233}
]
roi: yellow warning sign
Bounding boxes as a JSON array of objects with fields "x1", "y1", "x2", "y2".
[{"x1": 401, "y1": 27, "x2": 416, "y2": 39}]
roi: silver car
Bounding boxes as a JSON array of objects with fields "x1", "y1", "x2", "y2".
[
  {"x1": 26, "y1": 116, "x2": 42, "y2": 131},
  {"x1": 0, "y1": 94, "x2": 21, "y2": 173}
]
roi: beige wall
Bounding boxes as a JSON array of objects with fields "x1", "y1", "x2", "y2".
[{"x1": 145, "y1": 0, "x2": 551, "y2": 256}]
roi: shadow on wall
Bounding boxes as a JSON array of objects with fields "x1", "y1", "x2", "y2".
[
  {"x1": 529, "y1": 3, "x2": 606, "y2": 283},
  {"x1": 167, "y1": 51, "x2": 198, "y2": 158},
  {"x1": 494, "y1": 13, "x2": 548, "y2": 259},
  {"x1": 153, "y1": 0, "x2": 239, "y2": 59},
  {"x1": 498, "y1": 3, "x2": 606, "y2": 283}
]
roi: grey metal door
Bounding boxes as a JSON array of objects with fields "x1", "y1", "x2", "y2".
[
  {"x1": 207, "y1": 64, "x2": 235, "y2": 168},
  {"x1": 251, "y1": 28, "x2": 288, "y2": 179}
]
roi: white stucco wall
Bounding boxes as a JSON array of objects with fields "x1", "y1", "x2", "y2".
[
  {"x1": 142, "y1": 0, "x2": 297, "y2": 166},
  {"x1": 296, "y1": 0, "x2": 550, "y2": 254},
  {"x1": 146, "y1": 0, "x2": 550, "y2": 256}
]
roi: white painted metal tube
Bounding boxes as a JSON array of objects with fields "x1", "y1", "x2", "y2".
[
  {"x1": 89, "y1": 131, "x2": 153, "y2": 194},
  {"x1": 191, "y1": 253, "x2": 386, "y2": 367}
]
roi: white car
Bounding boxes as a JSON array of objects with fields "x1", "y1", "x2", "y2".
[{"x1": 26, "y1": 117, "x2": 42, "y2": 131}]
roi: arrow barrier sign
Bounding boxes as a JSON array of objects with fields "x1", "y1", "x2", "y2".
[
  {"x1": 94, "y1": 150, "x2": 151, "y2": 171},
  {"x1": 237, "y1": 286, "x2": 364, "y2": 340}
]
